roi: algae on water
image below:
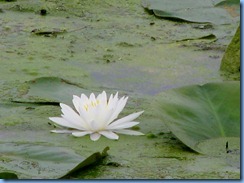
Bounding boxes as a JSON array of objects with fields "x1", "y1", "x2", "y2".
[{"x1": 0, "y1": 0, "x2": 240, "y2": 179}]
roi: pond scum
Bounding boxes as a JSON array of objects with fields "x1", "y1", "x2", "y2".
[{"x1": 0, "y1": 0, "x2": 240, "y2": 179}]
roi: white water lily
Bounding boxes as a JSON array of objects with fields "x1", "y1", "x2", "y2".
[{"x1": 49, "y1": 91, "x2": 144, "y2": 141}]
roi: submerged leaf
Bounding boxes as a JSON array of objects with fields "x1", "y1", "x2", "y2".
[{"x1": 156, "y1": 81, "x2": 240, "y2": 154}]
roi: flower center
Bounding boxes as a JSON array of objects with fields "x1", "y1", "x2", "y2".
[{"x1": 83, "y1": 99, "x2": 100, "y2": 111}]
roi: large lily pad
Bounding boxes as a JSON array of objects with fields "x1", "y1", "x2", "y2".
[
  {"x1": 142, "y1": 0, "x2": 236, "y2": 24},
  {"x1": 155, "y1": 81, "x2": 240, "y2": 154},
  {"x1": 13, "y1": 77, "x2": 88, "y2": 106},
  {"x1": 0, "y1": 142, "x2": 108, "y2": 179}
]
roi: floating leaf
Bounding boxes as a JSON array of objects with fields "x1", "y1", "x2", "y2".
[
  {"x1": 142, "y1": 0, "x2": 235, "y2": 24},
  {"x1": 61, "y1": 146, "x2": 109, "y2": 178},
  {"x1": 13, "y1": 77, "x2": 87, "y2": 106},
  {"x1": 220, "y1": 26, "x2": 240, "y2": 80},
  {"x1": 0, "y1": 142, "x2": 109, "y2": 179},
  {"x1": 156, "y1": 82, "x2": 240, "y2": 154},
  {"x1": 176, "y1": 33, "x2": 217, "y2": 42},
  {"x1": 215, "y1": 0, "x2": 240, "y2": 17},
  {"x1": 0, "y1": 172, "x2": 19, "y2": 179}
]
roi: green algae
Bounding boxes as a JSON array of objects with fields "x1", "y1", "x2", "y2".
[{"x1": 0, "y1": 0, "x2": 240, "y2": 179}]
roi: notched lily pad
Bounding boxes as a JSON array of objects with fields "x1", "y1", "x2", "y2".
[
  {"x1": 13, "y1": 77, "x2": 87, "y2": 106},
  {"x1": 156, "y1": 81, "x2": 240, "y2": 154},
  {"x1": 142, "y1": 0, "x2": 235, "y2": 24},
  {"x1": 0, "y1": 142, "x2": 109, "y2": 179}
]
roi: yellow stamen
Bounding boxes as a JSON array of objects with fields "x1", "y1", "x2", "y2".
[{"x1": 83, "y1": 100, "x2": 100, "y2": 111}]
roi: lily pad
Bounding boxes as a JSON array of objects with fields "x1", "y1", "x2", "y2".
[
  {"x1": 155, "y1": 81, "x2": 240, "y2": 154},
  {"x1": 0, "y1": 172, "x2": 18, "y2": 179},
  {"x1": 13, "y1": 77, "x2": 87, "y2": 106},
  {"x1": 0, "y1": 142, "x2": 108, "y2": 179},
  {"x1": 142, "y1": 0, "x2": 235, "y2": 24},
  {"x1": 220, "y1": 25, "x2": 240, "y2": 80},
  {"x1": 215, "y1": 0, "x2": 240, "y2": 17}
]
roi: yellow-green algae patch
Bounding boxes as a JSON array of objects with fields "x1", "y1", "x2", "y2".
[{"x1": 0, "y1": 0, "x2": 240, "y2": 179}]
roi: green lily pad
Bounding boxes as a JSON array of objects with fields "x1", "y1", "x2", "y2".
[
  {"x1": 0, "y1": 142, "x2": 108, "y2": 179},
  {"x1": 0, "y1": 172, "x2": 19, "y2": 179},
  {"x1": 175, "y1": 33, "x2": 217, "y2": 42},
  {"x1": 215, "y1": 0, "x2": 240, "y2": 17},
  {"x1": 13, "y1": 77, "x2": 88, "y2": 106},
  {"x1": 142, "y1": 0, "x2": 235, "y2": 24},
  {"x1": 220, "y1": 26, "x2": 240, "y2": 80},
  {"x1": 156, "y1": 81, "x2": 240, "y2": 154}
]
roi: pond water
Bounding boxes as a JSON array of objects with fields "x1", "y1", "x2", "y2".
[{"x1": 0, "y1": 0, "x2": 240, "y2": 179}]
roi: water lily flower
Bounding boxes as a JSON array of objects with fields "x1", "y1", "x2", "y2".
[{"x1": 49, "y1": 91, "x2": 144, "y2": 141}]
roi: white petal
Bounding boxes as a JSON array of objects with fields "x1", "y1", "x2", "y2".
[
  {"x1": 101, "y1": 108, "x2": 114, "y2": 125},
  {"x1": 72, "y1": 131, "x2": 92, "y2": 137},
  {"x1": 93, "y1": 105, "x2": 114, "y2": 129},
  {"x1": 90, "y1": 133, "x2": 101, "y2": 141},
  {"x1": 60, "y1": 103, "x2": 88, "y2": 129},
  {"x1": 51, "y1": 129, "x2": 80, "y2": 133},
  {"x1": 90, "y1": 120, "x2": 98, "y2": 131},
  {"x1": 113, "y1": 129, "x2": 144, "y2": 135},
  {"x1": 78, "y1": 106, "x2": 92, "y2": 123},
  {"x1": 72, "y1": 95, "x2": 81, "y2": 113},
  {"x1": 107, "y1": 121, "x2": 139, "y2": 130},
  {"x1": 90, "y1": 106, "x2": 113, "y2": 130},
  {"x1": 107, "y1": 92, "x2": 119, "y2": 109},
  {"x1": 80, "y1": 93, "x2": 89, "y2": 103},
  {"x1": 107, "y1": 96, "x2": 128, "y2": 124},
  {"x1": 49, "y1": 117, "x2": 84, "y2": 130},
  {"x1": 89, "y1": 93, "x2": 96, "y2": 102},
  {"x1": 97, "y1": 91, "x2": 107, "y2": 105},
  {"x1": 99, "y1": 131, "x2": 119, "y2": 140},
  {"x1": 109, "y1": 111, "x2": 144, "y2": 128},
  {"x1": 108, "y1": 94, "x2": 113, "y2": 104}
]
